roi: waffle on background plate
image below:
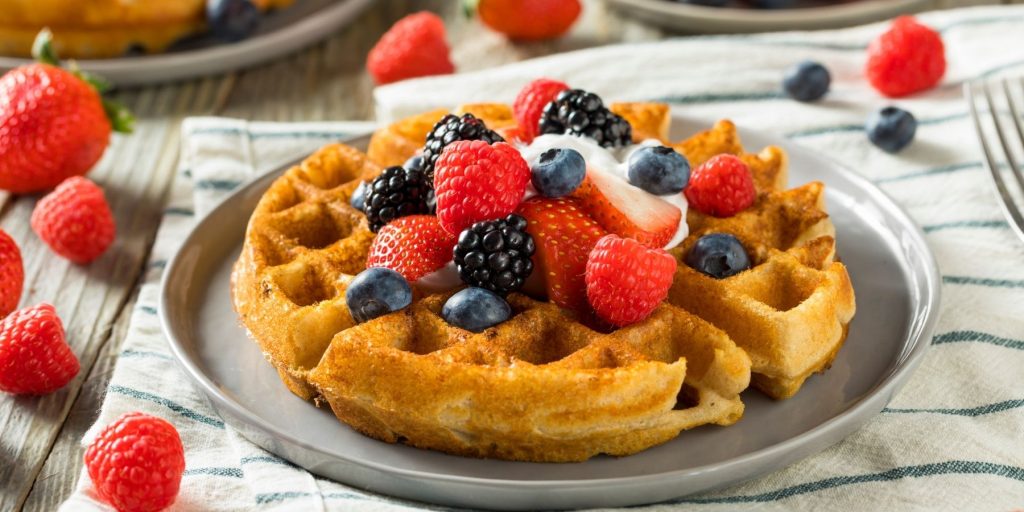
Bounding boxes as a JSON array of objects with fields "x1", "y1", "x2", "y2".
[
  {"x1": 0, "y1": 0, "x2": 294, "y2": 58},
  {"x1": 231, "y1": 102, "x2": 856, "y2": 462}
]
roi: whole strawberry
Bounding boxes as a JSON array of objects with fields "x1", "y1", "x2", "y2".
[
  {"x1": 685, "y1": 154, "x2": 756, "y2": 218},
  {"x1": 85, "y1": 412, "x2": 185, "y2": 512},
  {"x1": 0, "y1": 30, "x2": 132, "y2": 193},
  {"x1": 0, "y1": 303, "x2": 79, "y2": 394},
  {"x1": 367, "y1": 215, "x2": 458, "y2": 282},
  {"x1": 367, "y1": 12, "x2": 455, "y2": 85},
  {"x1": 473, "y1": 0, "x2": 582, "y2": 41},
  {"x1": 586, "y1": 234, "x2": 676, "y2": 327},
  {"x1": 0, "y1": 229, "x2": 23, "y2": 317},
  {"x1": 31, "y1": 176, "x2": 116, "y2": 264},
  {"x1": 512, "y1": 78, "x2": 569, "y2": 141},
  {"x1": 866, "y1": 16, "x2": 945, "y2": 98},
  {"x1": 434, "y1": 140, "x2": 531, "y2": 235}
]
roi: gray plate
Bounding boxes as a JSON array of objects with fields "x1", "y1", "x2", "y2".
[
  {"x1": 0, "y1": 0, "x2": 372, "y2": 87},
  {"x1": 159, "y1": 113, "x2": 941, "y2": 510},
  {"x1": 607, "y1": 0, "x2": 929, "y2": 33}
]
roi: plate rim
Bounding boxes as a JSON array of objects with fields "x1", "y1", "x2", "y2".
[{"x1": 159, "y1": 116, "x2": 941, "y2": 491}]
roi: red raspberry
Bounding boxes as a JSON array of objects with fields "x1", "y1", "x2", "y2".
[
  {"x1": 85, "y1": 412, "x2": 185, "y2": 512},
  {"x1": 367, "y1": 215, "x2": 458, "y2": 282},
  {"x1": 866, "y1": 16, "x2": 946, "y2": 98},
  {"x1": 0, "y1": 303, "x2": 79, "y2": 394},
  {"x1": 685, "y1": 154, "x2": 756, "y2": 218},
  {"x1": 434, "y1": 140, "x2": 531, "y2": 235},
  {"x1": 585, "y1": 234, "x2": 676, "y2": 327},
  {"x1": 0, "y1": 229, "x2": 23, "y2": 317},
  {"x1": 512, "y1": 78, "x2": 569, "y2": 141},
  {"x1": 31, "y1": 176, "x2": 116, "y2": 264},
  {"x1": 367, "y1": 12, "x2": 455, "y2": 85}
]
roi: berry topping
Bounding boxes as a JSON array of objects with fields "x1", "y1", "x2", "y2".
[
  {"x1": 434, "y1": 140, "x2": 531, "y2": 235},
  {"x1": 0, "y1": 230, "x2": 23, "y2": 317},
  {"x1": 31, "y1": 177, "x2": 116, "y2": 264},
  {"x1": 350, "y1": 181, "x2": 367, "y2": 212},
  {"x1": 404, "y1": 154, "x2": 425, "y2": 173},
  {"x1": 866, "y1": 16, "x2": 945, "y2": 98},
  {"x1": 516, "y1": 197, "x2": 607, "y2": 315},
  {"x1": 475, "y1": 0, "x2": 581, "y2": 41},
  {"x1": 367, "y1": 12, "x2": 455, "y2": 85},
  {"x1": 573, "y1": 168, "x2": 681, "y2": 249},
  {"x1": 345, "y1": 267, "x2": 413, "y2": 324},
  {"x1": 206, "y1": 0, "x2": 261, "y2": 42},
  {"x1": 442, "y1": 287, "x2": 512, "y2": 333},
  {"x1": 782, "y1": 60, "x2": 831, "y2": 102},
  {"x1": 0, "y1": 303, "x2": 79, "y2": 394},
  {"x1": 513, "y1": 78, "x2": 569, "y2": 141},
  {"x1": 866, "y1": 106, "x2": 917, "y2": 153},
  {"x1": 363, "y1": 165, "x2": 433, "y2": 232},
  {"x1": 684, "y1": 154, "x2": 756, "y2": 218},
  {"x1": 454, "y1": 214, "x2": 535, "y2": 295},
  {"x1": 422, "y1": 113, "x2": 505, "y2": 184},
  {"x1": 585, "y1": 234, "x2": 676, "y2": 327},
  {"x1": 538, "y1": 89, "x2": 632, "y2": 148},
  {"x1": 531, "y1": 147, "x2": 586, "y2": 198},
  {"x1": 368, "y1": 215, "x2": 458, "y2": 282},
  {"x1": 627, "y1": 145, "x2": 690, "y2": 195},
  {"x1": 685, "y1": 233, "x2": 752, "y2": 279},
  {"x1": 84, "y1": 412, "x2": 185, "y2": 512}
]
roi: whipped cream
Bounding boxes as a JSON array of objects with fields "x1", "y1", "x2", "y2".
[{"x1": 416, "y1": 261, "x2": 461, "y2": 293}]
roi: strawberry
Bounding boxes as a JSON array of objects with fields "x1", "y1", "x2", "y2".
[
  {"x1": 434, "y1": 140, "x2": 531, "y2": 235},
  {"x1": 367, "y1": 12, "x2": 455, "y2": 85},
  {"x1": 585, "y1": 234, "x2": 676, "y2": 327},
  {"x1": 684, "y1": 154, "x2": 756, "y2": 218},
  {"x1": 516, "y1": 197, "x2": 606, "y2": 315},
  {"x1": 472, "y1": 0, "x2": 582, "y2": 41},
  {"x1": 0, "y1": 229, "x2": 23, "y2": 317},
  {"x1": 0, "y1": 30, "x2": 132, "y2": 193},
  {"x1": 572, "y1": 169, "x2": 681, "y2": 248},
  {"x1": 512, "y1": 78, "x2": 569, "y2": 141},
  {"x1": 31, "y1": 176, "x2": 116, "y2": 264},
  {"x1": 367, "y1": 215, "x2": 458, "y2": 282},
  {"x1": 0, "y1": 303, "x2": 79, "y2": 394}
]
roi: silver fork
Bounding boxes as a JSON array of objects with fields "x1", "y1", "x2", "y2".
[{"x1": 965, "y1": 79, "x2": 1024, "y2": 244}]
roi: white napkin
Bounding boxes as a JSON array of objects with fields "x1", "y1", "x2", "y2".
[{"x1": 64, "y1": 5, "x2": 1024, "y2": 511}]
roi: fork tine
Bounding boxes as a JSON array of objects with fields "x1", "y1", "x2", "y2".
[
  {"x1": 964, "y1": 81, "x2": 1024, "y2": 243},
  {"x1": 1000, "y1": 78, "x2": 1024, "y2": 192}
]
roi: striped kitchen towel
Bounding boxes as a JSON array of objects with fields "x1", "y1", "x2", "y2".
[{"x1": 64, "y1": 5, "x2": 1022, "y2": 511}]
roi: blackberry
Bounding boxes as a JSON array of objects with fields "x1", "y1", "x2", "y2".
[
  {"x1": 453, "y1": 214, "x2": 535, "y2": 295},
  {"x1": 363, "y1": 166, "x2": 432, "y2": 232},
  {"x1": 538, "y1": 89, "x2": 632, "y2": 148},
  {"x1": 421, "y1": 113, "x2": 504, "y2": 184}
]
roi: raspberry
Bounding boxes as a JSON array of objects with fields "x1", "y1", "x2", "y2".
[
  {"x1": 512, "y1": 78, "x2": 568, "y2": 141},
  {"x1": 31, "y1": 176, "x2": 116, "y2": 263},
  {"x1": 434, "y1": 140, "x2": 531, "y2": 235},
  {"x1": 0, "y1": 303, "x2": 79, "y2": 394},
  {"x1": 585, "y1": 234, "x2": 676, "y2": 327},
  {"x1": 684, "y1": 154, "x2": 756, "y2": 218},
  {"x1": 0, "y1": 229, "x2": 23, "y2": 317},
  {"x1": 866, "y1": 16, "x2": 946, "y2": 98},
  {"x1": 85, "y1": 412, "x2": 185, "y2": 512},
  {"x1": 367, "y1": 215, "x2": 458, "y2": 282},
  {"x1": 366, "y1": 12, "x2": 455, "y2": 85}
]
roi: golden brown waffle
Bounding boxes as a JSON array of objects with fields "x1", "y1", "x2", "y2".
[{"x1": 0, "y1": 0, "x2": 293, "y2": 58}]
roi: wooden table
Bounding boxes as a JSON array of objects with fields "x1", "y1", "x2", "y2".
[{"x1": 0, "y1": 0, "x2": 1010, "y2": 510}]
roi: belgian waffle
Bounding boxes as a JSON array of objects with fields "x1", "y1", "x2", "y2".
[{"x1": 233, "y1": 102, "x2": 855, "y2": 461}]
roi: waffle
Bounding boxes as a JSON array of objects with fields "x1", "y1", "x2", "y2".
[
  {"x1": 0, "y1": 0, "x2": 293, "y2": 58},
  {"x1": 233, "y1": 102, "x2": 855, "y2": 461}
]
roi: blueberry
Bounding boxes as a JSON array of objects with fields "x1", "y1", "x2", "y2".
[
  {"x1": 685, "y1": 233, "x2": 751, "y2": 279},
  {"x1": 627, "y1": 146, "x2": 690, "y2": 195},
  {"x1": 531, "y1": 148, "x2": 586, "y2": 198},
  {"x1": 350, "y1": 181, "x2": 367, "y2": 212},
  {"x1": 866, "y1": 106, "x2": 917, "y2": 153},
  {"x1": 206, "y1": 0, "x2": 261, "y2": 43},
  {"x1": 404, "y1": 155, "x2": 424, "y2": 173},
  {"x1": 783, "y1": 61, "x2": 831, "y2": 102},
  {"x1": 345, "y1": 268, "x2": 412, "y2": 323},
  {"x1": 441, "y1": 287, "x2": 511, "y2": 332}
]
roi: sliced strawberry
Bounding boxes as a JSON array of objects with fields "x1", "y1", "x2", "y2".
[
  {"x1": 367, "y1": 215, "x2": 457, "y2": 282},
  {"x1": 572, "y1": 168, "x2": 681, "y2": 248},
  {"x1": 516, "y1": 197, "x2": 607, "y2": 315}
]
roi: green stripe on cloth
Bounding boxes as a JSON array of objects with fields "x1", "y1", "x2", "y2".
[
  {"x1": 195, "y1": 179, "x2": 243, "y2": 191},
  {"x1": 787, "y1": 111, "x2": 968, "y2": 139},
  {"x1": 108, "y1": 385, "x2": 225, "y2": 428},
  {"x1": 652, "y1": 91, "x2": 788, "y2": 104},
  {"x1": 119, "y1": 349, "x2": 172, "y2": 361},
  {"x1": 184, "y1": 467, "x2": 244, "y2": 478},
  {"x1": 923, "y1": 219, "x2": 1009, "y2": 233},
  {"x1": 875, "y1": 161, "x2": 982, "y2": 184},
  {"x1": 933, "y1": 330, "x2": 1024, "y2": 350},
  {"x1": 943, "y1": 276, "x2": 1024, "y2": 288},
  {"x1": 885, "y1": 399, "x2": 1024, "y2": 417}
]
